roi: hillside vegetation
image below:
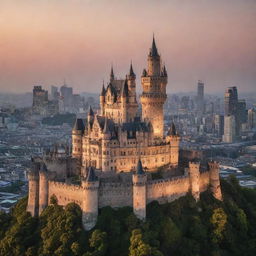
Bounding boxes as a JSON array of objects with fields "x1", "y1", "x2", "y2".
[{"x1": 0, "y1": 177, "x2": 256, "y2": 256}]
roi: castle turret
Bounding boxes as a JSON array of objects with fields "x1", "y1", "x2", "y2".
[
  {"x1": 121, "y1": 80, "x2": 129, "y2": 122},
  {"x1": 132, "y1": 160, "x2": 147, "y2": 220},
  {"x1": 101, "y1": 118, "x2": 111, "y2": 172},
  {"x1": 88, "y1": 106, "x2": 94, "y2": 124},
  {"x1": 140, "y1": 36, "x2": 167, "y2": 138},
  {"x1": 100, "y1": 82, "x2": 106, "y2": 115},
  {"x1": 72, "y1": 118, "x2": 84, "y2": 159},
  {"x1": 188, "y1": 162, "x2": 200, "y2": 201},
  {"x1": 167, "y1": 123, "x2": 180, "y2": 167},
  {"x1": 27, "y1": 160, "x2": 40, "y2": 217},
  {"x1": 81, "y1": 166, "x2": 99, "y2": 230},
  {"x1": 208, "y1": 161, "x2": 222, "y2": 201},
  {"x1": 38, "y1": 163, "x2": 49, "y2": 214},
  {"x1": 126, "y1": 63, "x2": 136, "y2": 101}
]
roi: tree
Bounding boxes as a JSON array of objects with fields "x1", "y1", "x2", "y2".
[
  {"x1": 129, "y1": 229, "x2": 163, "y2": 256},
  {"x1": 210, "y1": 208, "x2": 227, "y2": 244}
]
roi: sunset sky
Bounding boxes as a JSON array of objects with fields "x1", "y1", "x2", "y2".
[{"x1": 0, "y1": 0, "x2": 255, "y2": 94}]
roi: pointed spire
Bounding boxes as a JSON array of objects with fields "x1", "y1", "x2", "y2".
[
  {"x1": 168, "y1": 122, "x2": 176, "y2": 136},
  {"x1": 110, "y1": 65, "x2": 114, "y2": 81},
  {"x1": 73, "y1": 118, "x2": 85, "y2": 131},
  {"x1": 150, "y1": 34, "x2": 159, "y2": 57},
  {"x1": 142, "y1": 69, "x2": 147, "y2": 77},
  {"x1": 163, "y1": 65, "x2": 167, "y2": 77},
  {"x1": 40, "y1": 162, "x2": 48, "y2": 172},
  {"x1": 129, "y1": 61, "x2": 135, "y2": 77},
  {"x1": 88, "y1": 105, "x2": 94, "y2": 116},
  {"x1": 136, "y1": 159, "x2": 145, "y2": 175},
  {"x1": 86, "y1": 166, "x2": 97, "y2": 182},
  {"x1": 101, "y1": 81, "x2": 106, "y2": 96}
]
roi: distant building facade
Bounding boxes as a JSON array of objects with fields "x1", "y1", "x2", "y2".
[
  {"x1": 248, "y1": 108, "x2": 256, "y2": 130},
  {"x1": 32, "y1": 86, "x2": 59, "y2": 116},
  {"x1": 223, "y1": 115, "x2": 236, "y2": 143}
]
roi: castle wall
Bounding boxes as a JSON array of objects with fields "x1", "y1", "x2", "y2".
[
  {"x1": 199, "y1": 171, "x2": 210, "y2": 192},
  {"x1": 98, "y1": 182, "x2": 133, "y2": 208},
  {"x1": 82, "y1": 140, "x2": 176, "y2": 173},
  {"x1": 48, "y1": 181, "x2": 84, "y2": 208},
  {"x1": 147, "y1": 176, "x2": 190, "y2": 204}
]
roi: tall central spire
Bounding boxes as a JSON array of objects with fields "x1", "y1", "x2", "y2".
[
  {"x1": 110, "y1": 65, "x2": 114, "y2": 81},
  {"x1": 149, "y1": 35, "x2": 159, "y2": 57}
]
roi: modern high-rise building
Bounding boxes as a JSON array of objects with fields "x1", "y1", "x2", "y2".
[
  {"x1": 197, "y1": 80, "x2": 204, "y2": 100},
  {"x1": 224, "y1": 86, "x2": 246, "y2": 138},
  {"x1": 51, "y1": 86, "x2": 59, "y2": 100},
  {"x1": 32, "y1": 86, "x2": 49, "y2": 115},
  {"x1": 214, "y1": 114, "x2": 224, "y2": 138},
  {"x1": 32, "y1": 86, "x2": 59, "y2": 116},
  {"x1": 196, "y1": 80, "x2": 204, "y2": 113},
  {"x1": 223, "y1": 115, "x2": 236, "y2": 143},
  {"x1": 248, "y1": 108, "x2": 256, "y2": 130},
  {"x1": 224, "y1": 87, "x2": 238, "y2": 116}
]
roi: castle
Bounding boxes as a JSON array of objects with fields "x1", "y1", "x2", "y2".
[{"x1": 27, "y1": 37, "x2": 222, "y2": 230}]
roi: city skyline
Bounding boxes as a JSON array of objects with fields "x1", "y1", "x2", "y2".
[{"x1": 0, "y1": 0, "x2": 256, "y2": 94}]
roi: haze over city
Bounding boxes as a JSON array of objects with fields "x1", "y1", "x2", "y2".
[{"x1": 0, "y1": 0, "x2": 255, "y2": 94}]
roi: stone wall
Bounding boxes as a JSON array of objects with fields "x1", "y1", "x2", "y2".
[
  {"x1": 147, "y1": 176, "x2": 190, "y2": 204},
  {"x1": 98, "y1": 182, "x2": 133, "y2": 208},
  {"x1": 48, "y1": 181, "x2": 84, "y2": 208}
]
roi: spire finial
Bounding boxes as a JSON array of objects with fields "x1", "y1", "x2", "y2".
[
  {"x1": 129, "y1": 60, "x2": 135, "y2": 77},
  {"x1": 136, "y1": 159, "x2": 145, "y2": 175},
  {"x1": 150, "y1": 34, "x2": 159, "y2": 57},
  {"x1": 110, "y1": 64, "x2": 114, "y2": 81}
]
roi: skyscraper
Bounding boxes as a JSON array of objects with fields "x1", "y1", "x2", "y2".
[
  {"x1": 224, "y1": 87, "x2": 238, "y2": 116},
  {"x1": 197, "y1": 80, "x2": 204, "y2": 101},
  {"x1": 196, "y1": 80, "x2": 204, "y2": 113},
  {"x1": 248, "y1": 108, "x2": 256, "y2": 130},
  {"x1": 223, "y1": 115, "x2": 236, "y2": 143},
  {"x1": 214, "y1": 114, "x2": 224, "y2": 138}
]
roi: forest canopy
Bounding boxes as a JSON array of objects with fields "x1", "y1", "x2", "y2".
[{"x1": 0, "y1": 177, "x2": 256, "y2": 256}]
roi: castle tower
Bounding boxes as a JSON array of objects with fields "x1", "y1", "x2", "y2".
[
  {"x1": 126, "y1": 63, "x2": 139, "y2": 121},
  {"x1": 87, "y1": 106, "x2": 94, "y2": 124},
  {"x1": 72, "y1": 118, "x2": 85, "y2": 159},
  {"x1": 188, "y1": 162, "x2": 200, "y2": 201},
  {"x1": 100, "y1": 82, "x2": 106, "y2": 116},
  {"x1": 81, "y1": 166, "x2": 99, "y2": 230},
  {"x1": 101, "y1": 118, "x2": 111, "y2": 172},
  {"x1": 208, "y1": 161, "x2": 222, "y2": 201},
  {"x1": 167, "y1": 123, "x2": 180, "y2": 167},
  {"x1": 27, "y1": 161, "x2": 40, "y2": 217},
  {"x1": 132, "y1": 160, "x2": 147, "y2": 220},
  {"x1": 140, "y1": 36, "x2": 167, "y2": 138},
  {"x1": 121, "y1": 80, "x2": 129, "y2": 123},
  {"x1": 38, "y1": 163, "x2": 49, "y2": 214}
]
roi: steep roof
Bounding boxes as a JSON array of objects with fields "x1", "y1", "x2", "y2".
[
  {"x1": 167, "y1": 122, "x2": 177, "y2": 136},
  {"x1": 136, "y1": 159, "x2": 145, "y2": 175},
  {"x1": 73, "y1": 118, "x2": 85, "y2": 131},
  {"x1": 149, "y1": 35, "x2": 159, "y2": 57},
  {"x1": 86, "y1": 166, "x2": 97, "y2": 182},
  {"x1": 129, "y1": 62, "x2": 135, "y2": 77},
  {"x1": 101, "y1": 82, "x2": 106, "y2": 96},
  {"x1": 121, "y1": 80, "x2": 129, "y2": 97},
  {"x1": 88, "y1": 106, "x2": 94, "y2": 116}
]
